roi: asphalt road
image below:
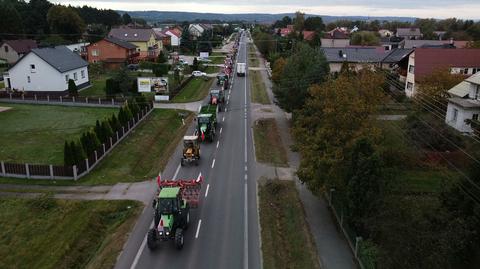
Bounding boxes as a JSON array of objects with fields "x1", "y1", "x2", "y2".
[{"x1": 115, "y1": 32, "x2": 261, "y2": 269}]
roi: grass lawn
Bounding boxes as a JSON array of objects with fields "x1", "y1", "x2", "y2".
[
  {"x1": 210, "y1": 52, "x2": 227, "y2": 57},
  {"x1": 0, "y1": 81, "x2": 4, "y2": 89},
  {"x1": 79, "y1": 109, "x2": 193, "y2": 184},
  {"x1": 79, "y1": 76, "x2": 108, "y2": 97},
  {"x1": 0, "y1": 196, "x2": 141, "y2": 269},
  {"x1": 259, "y1": 179, "x2": 320, "y2": 269},
  {"x1": 249, "y1": 70, "x2": 270, "y2": 104},
  {"x1": 203, "y1": 65, "x2": 220, "y2": 74},
  {"x1": 172, "y1": 77, "x2": 213, "y2": 103},
  {"x1": 253, "y1": 119, "x2": 289, "y2": 167},
  {"x1": 0, "y1": 104, "x2": 115, "y2": 165},
  {"x1": 249, "y1": 57, "x2": 259, "y2": 67},
  {"x1": 209, "y1": 56, "x2": 226, "y2": 64}
]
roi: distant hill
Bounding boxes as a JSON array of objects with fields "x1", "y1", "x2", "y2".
[{"x1": 116, "y1": 11, "x2": 416, "y2": 24}]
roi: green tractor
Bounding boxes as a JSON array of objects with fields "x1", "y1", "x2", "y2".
[
  {"x1": 147, "y1": 177, "x2": 203, "y2": 250},
  {"x1": 196, "y1": 105, "x2": 217, "y2": 142},
  {"x1": 216, "y1": 72, "x2": 229, "y2": 88}
]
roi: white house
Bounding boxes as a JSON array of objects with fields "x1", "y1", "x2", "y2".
[
  {"x1": 445, "y1": 73, "x2": 480, "y2": 133},
  {"x1": 4, "y1": 46, "x2": 89, "y2": 94},
  {"x1": 0, "y1": 39, "x2": 37, "y2": 64},
  {"x1": 189, "y1": 24, "x2": 205, "y2": 38},
  {"x1": 164, "y1": 30, "x2": 181, "y2": 46}
]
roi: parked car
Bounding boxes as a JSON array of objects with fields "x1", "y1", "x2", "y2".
[
  {"x1": 127, "y1": 64, "x2": 139, "y2": 71},
  {"x1": 192, "y1": 71, "x2": 207, "y2": 77},
  {"x1": 179, "y1": 59, "x2": 189, "y2": 65},
  {"x1": 198, "y1": 58, "x2": 212, "y2": 63}
]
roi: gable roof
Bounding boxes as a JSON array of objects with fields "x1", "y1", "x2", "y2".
[
  {"x1": 108, "y1": 27, "x2": 155, "y2": 42},
  {"x1": 396, "y1": 28, "x2": 422, "y2": 36},
  {"x1": 448, "y1": 81, "x2": 471, "y2": 98},
  {"x1": 303, "y1": 31, "x2": 315, "y2": 41},
  {"x1": 465, "y1": 72, "x2": 480, "y2": 85},
  {"x1": 324, "y1": 28, "x2": 349, "y2": 39},
  {"x1": 26, "y1": 46, "x2": 88, "y2": 73},
  {"x1": 382, "y1": 48, "x2": 414, "y2": 63},
  {"x1": 103, "y1": 36, "x2": 137, "y2": 50},
  {"x1": 165, "y1": 29, "x2": 181, "y2": 38},
  {"x1": 322, "y1": 47, "x2": 388, "y2": 63},
  {"x1": 414, "y1": 48, "x2": 480, "y2": 80},
  {"x1": 403, "y1": 39, "x2": 468, "y2": 49},
  {"x1": 1, "y1": 39, "x2": 37, "y2": 54}
]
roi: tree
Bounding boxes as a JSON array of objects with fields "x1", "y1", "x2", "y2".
[
  {"x1": 72, "y1": 140, "x2": 86, "y2": 164},
  {"x1": 130, "y1": 79, "x2": 139, "y2": 95},
  {"x1": 273, "y1": 16, "x2": 292, "y2": 28},
  {"x1": 293, "y1": 11, "x2": 305, "y2": 32},
  {"x1": 304, "y1": 16, "x2": 325, "y2": 32},
  {"x1": 105, "y1": 78, "x2": 119, "y2": 97},
  {"x1": 350, "y1": 31, "x2": 380, "y2": 46},
  {"x1": 0, "y1": 1, "x2": 24, "y2": 40},
  {"x1": 416, "y1": 68, "x2": 464, "y2": 113},
  {"x1": 109, "y1": 113, "x2": 121, "y2": 132},
  {"x1": 68, "y1": 79, "x2": 78, "y2": 97},
  {"x1": 271, "y1": 57, "x2": 286, "y2": 84},
  {"x1": 272, "y1": 43, "x2": 329, "y2": 113},
  {"x1": 23, "y1": 0, "x2": 52, "y2": 36},
  {"x1": 122, "y1": 13, "x2": 132, "y2": 25},
  {"x1": 101, "y1": 120, "x2": 114, "y2": 140},
  {"x1": 157, "y1": 50, "x2": 167, "y2": 63},
  {"x1": 113, "y1": 68, "x2": 133, "y2": 95},
  {"x1": 47, "y1": 5, "x2": 86, "y2": 42},
  {"x1": 192, "y1": 57, "x2": 199, "y2": 71},
  {"x1": 63, "y1": 140, "x2": 74, "y2": 166}
]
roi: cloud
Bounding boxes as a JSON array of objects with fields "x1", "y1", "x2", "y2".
[{"x1": 52, "y1": 0, "x2": 480, "y2": 19}]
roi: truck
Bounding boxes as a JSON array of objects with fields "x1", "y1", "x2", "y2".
[
  {"x1": 237, "y1": 63, "x2": 246, "y2": 77},
  {"x1": 196, "y1": 105, "x2": 218, "y2": 142},
  {"x1": 147, "y1": 176, "x2": 203, "y2": 250}
]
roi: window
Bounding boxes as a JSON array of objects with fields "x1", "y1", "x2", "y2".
[
  {"x1": 81, "y1": 70, "x2": 85, "y2": 79},
  {"x1": 460, "y1": 68, "x2": 469, "y2": 75},
  {"x1": 30, "y1": 64, "x2": 36, "y2": 73},
  {"x1": 452, "y1": 108, "x2": 458, "y2": 122},
  {"x1": 4, "y1": 45, "x2": 8, "y2": 53},
  {"x1": 27, "y1": 76, "x2": 31, "y2": 83},
  {"x1": 92, "y1": 49, "x2": 99, "y2": 56},
  {"x1": 473, "y1": 114, "x2": 479, "y2": 121},
  {"x1": 407, "y1": 82, "x2": 413, "y2": 91},
  {"x1": 73, "y1": 72, "x2": 77, "y2": 81},
  {"x1": 408, "y1": 65, "x2": 414, "y2": 74},
  {"x1": 65, "y1": 74, "x2": 69, "y2": 83}
]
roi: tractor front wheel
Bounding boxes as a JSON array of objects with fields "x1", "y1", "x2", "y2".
[
  {"x1": 175, "y1": 228, "x2": 184, "y2": 250},
  {"x1": 147, "y1": 228, "x2": 158, "y2": 250}
]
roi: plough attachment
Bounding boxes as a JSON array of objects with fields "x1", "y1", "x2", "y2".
[{"x1": 156, "y1": 174, "x2": 203, "y2": 208}]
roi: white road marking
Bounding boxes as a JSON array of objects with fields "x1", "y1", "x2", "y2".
[
  {"x1": 244, "y1": 183, "x2": 249, "y2": 269},
  {"x1": 220, "y1": 127, "x2": 223, "y2": 134},
  {"x1": 211, "y1": 159, "x2": 216, "y2": 168},
  {"x1": 227, "y1": 100, "x2": 229, "y2": 105},
  {"x1": 130, "y1": 220, "x2": 154, "y2": 269},
  {"x1": 195, "y1": 219, "x2": 202, "y2": 239},
  {"x1": 245, "y1": 174, "x2": 248, "y2": 181},
  {"x1": 245, "y1": 166, "x2": 248, "y2": 172},
  {"x1": 172, "y1": 164, "x2": 181, "y2": 181},
  {"x1": 205, "y1": 184, "x2": 210, "y2": 197},
  {"x1": 198, "y1": 105, "x2": 202, "y2": 112},
  {"x1": 216, "y1": 141, "x2": 220, "y2": 148},
  {"x1": 225, "y1": 108, "x2": 228, "y2": 112},
  {"x1": 222, "y1": 116, "x2": 225, "y2": 122}
]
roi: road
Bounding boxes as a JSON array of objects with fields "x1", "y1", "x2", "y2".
[{"x1": 115, "y1": 32, "x2": 262, "y2": 269}]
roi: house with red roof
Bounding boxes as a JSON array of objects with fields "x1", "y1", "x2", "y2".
[
  {"x1": 0, "y1": 39, "x2": 37, "y2": 64},
  {"x1": 405, "y1": 48, "x2": 480, "y2": 97},
  {"x1": 86, "y1": 36, "x2": 138, "y2": 69},
  {"x1": 163, "y1": 29, "x2": 181, "y2": 47},
  {"x1": 302, "y1": 31, "x2": 316, "y2": 41}
]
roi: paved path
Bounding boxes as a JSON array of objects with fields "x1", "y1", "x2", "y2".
[
  {"x1": 250, "y1": 42, "x2": 358, "y2": 269},
  {"x1": 153, "y1": 100, "x2": 203, "y2": 112}
]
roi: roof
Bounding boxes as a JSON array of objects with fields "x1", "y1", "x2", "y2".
[
  {"x1": 414, "y1": 48, "x2": 480, "y2": 80},
  {"x1": 12, "y1": 46, "x2": 88, "y2": 73},
  {"x1": 108, "y1": 27, "x2": 155, "y2": 42},
  {"x1": 1, "y1": 39, "x2": 37, "y2": 54},
  {"x1": 382, "y1": 49, "x2": 414, "y2": 63},
  {"x1": 322, "y1": 47, "x2": 389, "y2": 63},
  {"x1": 280, "y1": 28, "x2": 293, "y2": 36},
  {"x1": 448, "y1": 81, "x2": 471, "y2": 98},
  {"x1": 303, "y1": 31, "x2": 315, "y2": 41},
  {"x1": 165, "y1": 29, "x2": 181, "y2": 38},
  {"x1": 324, "y1": 28, "x2": 349, "y2": 39},
  {"x1": 103, "y1": 36, "x2": 137, "y2": 49},
  {"x1": 448, "y1": 97, "x2": 480, "y2": 109},
  {"x1": 184, "y1": 135, "x2": 198, "y2": 140},
  {"x1": 465, "y1": 72, "x2": 480, "y2": 85},
  {"x1": 396, "y1": 28, "x2": 422, "y2": 36},
  {"x1": 403, "y1": 40, "x2": 468, "y2": 49},
  {"x1": 159, "y1": 187, "x2": 180, "y2": 198}
]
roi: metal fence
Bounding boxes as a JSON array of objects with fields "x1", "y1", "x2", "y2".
[
  {"x1": 0, "y1": 92, "x2": 129, "y2": 107},
  {"x1": 0, "y1": 103, "x2": 154, "y2": 180}
]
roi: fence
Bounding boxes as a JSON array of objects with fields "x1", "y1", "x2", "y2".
[
  {"x1": 0, "y1": 103, "x2": 154, "y2": 180},
  {"x1": 326, "y1": 188, "x2": 375, "y2": 269},
  {"x1": 0, "y1": 92, "x2": 128, "y2": 107}
]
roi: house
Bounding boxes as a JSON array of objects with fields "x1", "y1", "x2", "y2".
[
  {"x1": 86, "y1": 36, "x2": 138, "y2": 69},
  {"x1": 378, "y1": 29, "x2": 394, "y2": 38},
  {"x1": 445, "y1": 73, "x2": 480, "y2": 133},
  {"x1": 163, "y1": 29, "x2": 181, "y2": 47},
  {"x1": 4, "y1": 46, "x2": 89, "y2": 94},
  {"x1": 303, "y1": 31, "x2": 316, "y2": 41},
  {"x1": 404, "y1": 48, "x2": 480, "y2": 97},
  {"x1": 153, "y1": 29, "x2": 171, "y2": 47},
  {"x1": 278, "y1": 25, "x2": 294, "y2": 37},
  {"x1": 396, "y1": 28, "x2": 423, "y2": 40},
  {"x1": 322, "y1": 47, "x2": 413, "y2": 74},
  {"x1": 108, "y1": 27, "x2": 162, "y2": 60},
  {"x1": 0, "y1": 39, "x2": 37, "y2": 64},
  {"x1": 402, "y1": 39, "x2": 468, "y2": 49},
  {"x1": 65, "y1": 42, "x2": 89, "y2": 60},
  {"x1": 189, "y1": 24, "x2": 205, "y2": 38},
  {"x1": 381, "y1": 36, "x2": 405, "y2": 51},
  {"x1": 434, "y1": 31, "x2": 447, "y2": 40},
  {"x1": 321, "y1": 28, "x2": 350, "y2": 48}
]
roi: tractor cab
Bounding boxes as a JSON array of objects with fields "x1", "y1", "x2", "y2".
[
  {"x1": 196, "y1": 114, "x2": 216, "y2": 142},
  {"x1": 217, "y1": 72, "x2": 229, "y2": 87},
  {"x1": 181, "y1": 136, "x2": 200, "y2": 166}
]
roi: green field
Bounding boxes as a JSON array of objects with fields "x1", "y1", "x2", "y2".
[
  {"x1": 0, "y1": 104, "x2": 115, "y2": 165},
  {"x1": 203, "y1": 65, "x2": 220, "y2": 74},
  {"x1": 79, "y1": 76, "x2": 108, "y2": 97},
  {"x1": 80, "y1": 109, "x2": 192, "y2": 184},
  {"x1": 172, "y1": 77, "x2": 213, "y2": 103},
  {"x1": 259, "y1": 180, "x2": 320, "y2": 269},
  {"x1": 0, "y1": 196, "x2": 141, "y2": 269},
  {"x1": 253, "y1": 119, "x2": 289, "y2": 167},
  {"x1": 249, "y1": 70, "x2": 270, "y2": 104}
]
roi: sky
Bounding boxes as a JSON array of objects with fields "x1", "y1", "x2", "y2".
[{"x1": 52, "y1": 0, "x2": 480, "y2": 20}]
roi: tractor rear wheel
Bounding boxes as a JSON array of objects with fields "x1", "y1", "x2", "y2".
[
  {"x1": 175, "y1": 228, "x2": 184, "y2": 250},
  {"x1": 180, "y1": 158, "x2": 185, "y2": 166},
  {"x1": 147, "y1": 228, "x2": 158, "y2": 250}
]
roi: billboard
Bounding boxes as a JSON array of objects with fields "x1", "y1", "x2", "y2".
[{"x1": 138, "y1": 77, "x2": 169, "y2": 94}]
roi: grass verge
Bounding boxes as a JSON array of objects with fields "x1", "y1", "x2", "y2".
[
  {"x1": 0, "y1": 81, "x2": 4, "y2": 89},
  {"x1": 79, "y1": 76, "x2": 108, "y2": 97},
  {"x1": 0, "y1": 196, "x2": 141, "y2": 269},
  {"x1": 249, "y1": 70, "x2": 270, "y2": 104},
  {"x1": 210, "y1": 56, "x2": 226, "y2": 64},
  {"x1": 253, "y1": 119, "x2": 289, "y2": 167},
  {"x1": 0, "y1": 104, "x2": 115, "y2": 164},
  {"x1": 203, "y1": 65, "x2": 220, "y2": 74},
  {"x1": 259, "y1": 179, "x2": 320, "y2": 269},
  {"x1": 173, "y1": 77, "x2": 213, "y2": 103},
  {"x1": 249, "y1": 57, "x2": 259, "y2": 67}
]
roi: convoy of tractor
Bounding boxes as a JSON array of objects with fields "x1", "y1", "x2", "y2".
[{"x1": 146, "y1": 31, "x2": 244, "y2": 252}]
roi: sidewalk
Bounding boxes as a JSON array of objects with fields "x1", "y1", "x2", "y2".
[{"x1": 251, "y1": 44, "x2": 358, "y2": 269}]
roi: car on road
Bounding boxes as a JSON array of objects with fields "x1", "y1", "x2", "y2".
[{"x1": 192, "y1": 71, "x2": 207, "y2": 77}]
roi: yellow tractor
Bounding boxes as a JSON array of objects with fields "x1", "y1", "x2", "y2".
[{"x1": 181, "y1": 136, "x2": 200, "y2": 166}]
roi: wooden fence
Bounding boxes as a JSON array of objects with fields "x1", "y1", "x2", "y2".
[
  {"x1": 0, "y1": 92, "x2": 128, "y2": 107},
  {"x1": 0, "y1": 103, "x2": 154, "y2": 180}
]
